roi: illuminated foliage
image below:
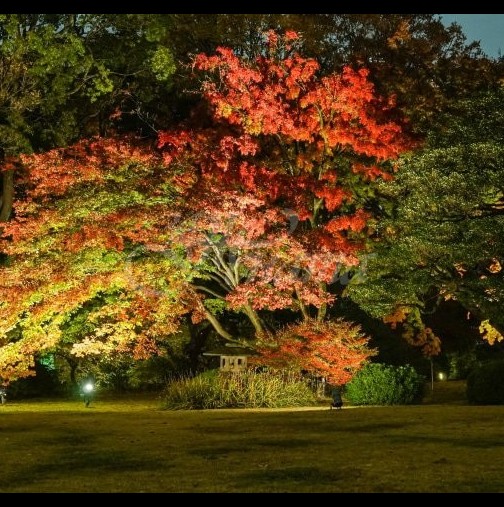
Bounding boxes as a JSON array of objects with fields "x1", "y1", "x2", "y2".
[
  {"x1": 0, "y1": 136, "x2": 201, "y2": 381},
  {"x1": 346, "y1": 89, "x2": 504, "y2": 352},
  {"x1": 253, "y1": 318, "x2": 377, "y2": 385},
  {"x1": 0, "y1": 31, "x2": 412, "y2": 382},
  {"x1": 155, "y1": 30, "x2": 412, "y2": 378}
]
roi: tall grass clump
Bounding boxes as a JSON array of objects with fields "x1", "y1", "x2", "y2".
[
  {"x1": 162, "y1": 368, "x2": 319, "y2": 410},
  {"x1": 345, "y1": 363, "x2": 425, "y2": 406}
]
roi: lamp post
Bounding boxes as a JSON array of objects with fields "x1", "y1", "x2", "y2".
[
  {"x1": 430, "y1": 358, "x2": 434, "y2": 391},
  {"x1": 82, "y1": 381, "x2": 94, "y2": 407}
]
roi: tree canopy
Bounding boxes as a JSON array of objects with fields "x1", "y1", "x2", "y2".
[
  {"x1": 0, "y1": 16, "x2": 503, "y2": 387},
  {"x1": 346, "y1": 88, "x2": 504, "y2": 355},
  {"x1": 0, "y1": 30, "x2": 410, "y2": 382}
]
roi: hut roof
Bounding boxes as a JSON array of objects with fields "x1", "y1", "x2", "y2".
[{"x1": 202, "y1": 343, "x2": 258, "y2": 357}]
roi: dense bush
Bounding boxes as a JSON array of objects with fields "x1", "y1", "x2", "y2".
[
  {"x1": 345, "y1": 363, "x2": 425, "y2": 406},
  {"x1": 7, "y1": 359, "x2": 62, "y2": 399},
  {"x1": 446, "y1": 351, "x2": 480, "y2": 380},
  {"x1": 162, "y1": 368, "x2": 319, "y2": 410},
  {"x1": 466, "y1": 359, "x2": 504, "y2": 405}
]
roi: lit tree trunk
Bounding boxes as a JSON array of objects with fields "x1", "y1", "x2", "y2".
[
  {"x1": 203, "y1": 308, "x2": 234, "y2": 341},
  {"x1": 0, "y1": 169, "x2": 14, "y2": 223},
  {"x1": 317, "y1": 282, "x2": 327, "y2": 322},
  {"x1": 296, "y1": 288, "x2": 310, "y2": 320},
  {"x1": 203, "y1": 300, "x2": 265, "y2": 342},
  {"x1": 243, "y1": 303, "x2": 265, "y2": 336}
]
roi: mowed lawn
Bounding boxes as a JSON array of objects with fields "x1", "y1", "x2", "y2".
[{"x1": 1, "y1": 381, "x2": 503, "y2": 493}]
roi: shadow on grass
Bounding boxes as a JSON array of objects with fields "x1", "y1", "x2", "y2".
[{"x1": 1, "y1": 448, "x2": 166, "y2": 489}]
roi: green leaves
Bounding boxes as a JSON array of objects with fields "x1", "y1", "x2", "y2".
[
  {"x1": 150, "y1": 46, "x2": 176, "y2": 83},
  {"x1": 347, "y1": 88, "x2": 504, "y2": 344}
]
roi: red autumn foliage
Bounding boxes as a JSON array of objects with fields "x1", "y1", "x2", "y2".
[
  {"x1": 0, "y1": 31, "x2": 413, "y2": 382},
  {"x1": 252, "y1": 318, "x2": 377, "y2": 385}
]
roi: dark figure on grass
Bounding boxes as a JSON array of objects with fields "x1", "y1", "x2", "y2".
[{"x1": 330, "y1": 387, "x2": 343, "y2": 410}]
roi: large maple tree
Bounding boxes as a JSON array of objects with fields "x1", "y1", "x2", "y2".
[
  {"x1": 0, "y1": 31, "x2": 412, "y2": 383},
  {"x1": 156, "y1": 30, "x2": 411, "y2": 374}
]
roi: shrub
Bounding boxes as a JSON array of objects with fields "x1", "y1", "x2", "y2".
[
  {"x1": 446, "y1": 351, "x2": 480, "y2": 380},
  {"x1": 7, "y1": 359, "x2": 62, "y2": 399},
  {"x1": 466, "y1": 359, "x2": 504, "y2": 405},
  {"x1": 345, "y1": 363, "x2": 425, "y2": 406},
  {"x1": 162, "y1": 368, "x2": 318, "y2": 410}
]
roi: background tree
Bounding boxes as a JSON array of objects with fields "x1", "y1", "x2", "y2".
[
  {"x1": 161, "y1": 14, "x2": 500, "y2": 136},
  {"x1": 0, "y1": 14, "x2": 177, "y2": 225},
  {"x1": 346, "y1": 88, "x2": 504, "y2": 356}
]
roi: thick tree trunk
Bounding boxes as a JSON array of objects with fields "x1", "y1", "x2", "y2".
[
  {"x1": 0, "y1": 169, "x2": 14, "y2": 223},
  {"x1": 204, "y1": 303, "x2": 264, "y2": 342}
]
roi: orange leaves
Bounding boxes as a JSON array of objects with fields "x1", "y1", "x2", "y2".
[
  {"x1": 0, "y1": 156, "x2": 20, "y2": 173},
  {"x1": 383, "y1": 306, "x2": 411, "y2": 329},
  {"x1": 18, "y1": 136, "x2": 158, "y2": 201},
  {"x1": 157, "y1": 129, "x2": 193, "y2": 165},
  {"x1": 63, "y1": 226, "x2": 124, "y2": 253},
  {"x1": 403, "y1": 326, "x2": 441, "y2": 357},
  {"x1": 254, "y1": 318, "x2": 377, "y2": 385},
  {"x1": 151, "y1": 32, "x2": 414, "y2": 326},
  {"x1": 487, "y1": 258, "x2": 502, "y2": 274},
  {"x1": 325, "y1": 209, "x2": 369, "y2": 234},
  {"x1": 479, "y1": 320, "x2": 504, "y2": 345},
  {"x1": 384, "y1": 306, "x2": 442, "y2": 357},
  {"x1": 182, "y1": 29, "x2": 412, "y2": 221},
  {"x1": 352, "y1": 163, "x2": 394, "y2": 181},
  {"x1": 313, "y1": 185, "x2": 349, "y2": 212},
  {"x1": 387, "y1": 20, "x2": 412, "y2": 49}
]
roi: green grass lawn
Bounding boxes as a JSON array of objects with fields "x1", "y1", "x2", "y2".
[{"x1": 1, "y1": 381, "x2": 503, "y2": 493}]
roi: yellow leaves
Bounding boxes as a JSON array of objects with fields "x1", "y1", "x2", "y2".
[
  {"x1": 453, "y1": 262, "x2": 467, "y2": 277},
  {"x1": 383, "y1": 305, "x2": 410, "y2": 329},
  {"x1": 71, "y1": 337, "x2": 111, "y2": 357},
  {"x1": 387, "y1": 20, "x2": 411, "y2": 49},
  {"x1": 439, "y1": 287, "x2": 456, "y2": 301},
  {"x1": 295, "y1": 153, "x2": 314, "y2": 172},
  {"x1": 218, "y1": 102, "x2": 233, "y2": 119},
  {"x1": 488, "y1": 258, "x2": 502, "y2": 274},
  {"x1": 479, "y1": 320, "x2": 504, "y2": 345},
  {"x1": 0, "y1": 341, "x2": 36, "y2": 383},
  {"x1": 71, "y1": 321, "x2": 137, "y2": 357}
]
